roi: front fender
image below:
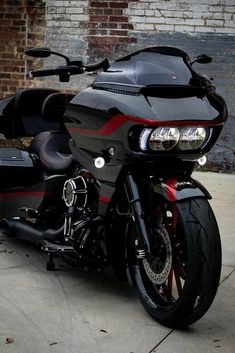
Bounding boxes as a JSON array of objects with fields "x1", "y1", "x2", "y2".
[{"x1": 152, "y1": 176, "x2": 211, "y2": 202}]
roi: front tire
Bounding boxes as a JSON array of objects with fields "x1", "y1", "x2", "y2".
[{"x1": 128, "y1": 198, "x2": 221, "y2": 328}]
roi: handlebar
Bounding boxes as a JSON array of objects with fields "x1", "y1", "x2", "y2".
[
  {"x1": 29, "y1": 65, "x2": 84, "y2": 81},
  {"x1": 28, "y1": 57, "x2": 110, "y2": 81},
  {"x1": 84, "y1": 57, "x2": 110, "y2": 72}
]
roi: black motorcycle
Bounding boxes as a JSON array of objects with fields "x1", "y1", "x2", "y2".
[{"x1": 0, "y1": 46, "x2": 227, "y2": 328}]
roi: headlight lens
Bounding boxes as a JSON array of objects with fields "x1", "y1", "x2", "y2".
[
  {"x1": 179, "y1": 127, "x2": 206, "y2": 150},
  {"x1": 149, "y1": 127, "x2": 180, "y2": 151}
]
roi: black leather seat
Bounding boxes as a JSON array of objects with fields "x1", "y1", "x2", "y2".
[
  {"x1": 30, "y1": 93, "x2": 75, "y2": 173},
  {"x1": 14, "y1": 88, "x2": 59, "y2": 137}
]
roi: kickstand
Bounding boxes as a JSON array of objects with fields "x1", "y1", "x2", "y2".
[{"x1": 46, "y1": 253, "x2": 55, "y2": 271}]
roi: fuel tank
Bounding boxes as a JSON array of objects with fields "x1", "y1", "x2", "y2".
[{"x1": 64, "y1": 47, "x2": 227, "y2": 182}]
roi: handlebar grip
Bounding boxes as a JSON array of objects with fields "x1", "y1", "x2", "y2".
[{"x1": 29, "y1": 68, "x2": 59, "y2": 78}]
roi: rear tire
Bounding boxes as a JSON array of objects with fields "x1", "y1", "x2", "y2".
[{"x1": 127, "y1": 198, "x2": 221, "y2": 328}]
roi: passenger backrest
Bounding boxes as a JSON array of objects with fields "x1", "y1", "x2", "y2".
[
  {"x1": 13, "y1": 88, "x2": 59, "y2": 137},
  {"x1": 41, "y1": 92, "x2": 75, "y2": 132}
]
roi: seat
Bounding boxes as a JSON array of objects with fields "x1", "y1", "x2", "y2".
[
  {"x1": 30, "y1": 93, "x2": 75, "y2": 173},
  {"x1": 14, "y1": 88, "x2": 59, "y2": 137}
]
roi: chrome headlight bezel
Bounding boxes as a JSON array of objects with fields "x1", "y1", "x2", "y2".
[
  {"x1": 139, "y1": 126, "x2": 208, "y2": 152},
  {"x1": 178, "y1": 127, "x2": 207, "y2": 151},
  {"x1": 149, "y1": 127, "x2": 180, "y2": 151}
]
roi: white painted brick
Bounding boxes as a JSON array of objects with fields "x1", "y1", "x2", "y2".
[
  {"x1": 56, "y1": 8, "x2": 67, "y2": 14},
  {"x1": 161, "y1": 10, "x2": 187, "y2": 18},
  {"x1": 145, "y1": 10, "x2": 155, "y2": 16},
  {"x1": 174, "y1": 25, "x2": 195, "y2": 32},
  {"x1": 69, "y1": 21, "x2": 82, "y2": 28},
  {"x1": 191, "y1": 5, "x2": 209, "y2": 12},
  {"x1": 135, "y1": 23, "x2": 154, "y2": 30},
  {"x1": 212, "y1": 13, "x2": 224, "y2": 20},
  {"x1": 46, "y1": 21, "x2": 54, "y2": 27},
  {"x1": 66, "y1": 8, "x2": 84, "y2": 14},
  {"x1": 215, "y1": 27, "x2": 235, "y2": 33},
  {"x1": 224, "y1": 13, "x2": 233, "y2": 20},
  {"x1": 133, "y1": 9, "x2": 145, "y2": 15},
  {"x1": 167, "y1": 18, "x2": 185, "y2": 25},
  {"x1": 49, "y1": 1, "x2": 64, "y2": 6},
  {"x1": 184, "y1": 19, "x2": 205, "y2": 26},
  {"x1": 225, "y1": 20, "x2": 235, "y2": 28},
  {"x1": 225, "y1": 6, "x2": 235, "y2": 13},
  {"x1": 67, "y1": 1, "x2": 88, "y2": 6},
  {"x1": 220, "y1": 0, "x2": 235, "y2": 5},
  {"x1": 132, "y1": 2, "x2": 149, "y2": 10},
  {"x1": 209, "y1": 6, "x2": 224, "y2": 12},
  {"x1": 70, "y1": 14, "x2": 88, "y2": 21},
  {"x1": 155, "y1": 24, "x2": 175, "y2": 31},
  {"x1": 206, "y1": 19, "x2": 224, "y2": 27},
  {"x1": 194, "y1": 12, "x2": 213, "y2": 19},
  {"x1": 49, "y1": 14, "x2": 70, "y2": 20},
  {"x1": 182, "y1": 11, "x2": 194, "y2": 19},
  {"x1": 149, "y1": 3, "x2": 168, "y2": 10},
  {"x1": 128, "y1": 1, "x2": 235, "y2": 35},
  {"x1": 147, "y1": 17, "x2": 166, "y2": 24},
  {"x1": 131, "y1": 16, "x2": 146, "y2": 23},
  {"x1": 194, "y1": 26, "x2": 215, "y2": 32}
]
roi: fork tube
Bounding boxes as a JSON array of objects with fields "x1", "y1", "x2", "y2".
[{"x1": 124, "y1": 173, "x2": 151, "y2": 255}]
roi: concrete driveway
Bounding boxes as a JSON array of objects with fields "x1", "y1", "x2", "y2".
[{"x1": 0, "y1": 171, "x2": 234, "y2": 353}]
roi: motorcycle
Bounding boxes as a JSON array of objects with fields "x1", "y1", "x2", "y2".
[{"x1": 0, "y1": 46, "x2": 227, "y2": 328}]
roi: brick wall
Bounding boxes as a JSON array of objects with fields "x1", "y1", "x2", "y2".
[
  {"x1": 87, "y1": 0, "x2": 136, "y2": 60},
  {"x1": 127, "y1": 0, "x2": 235, "y2": 34},
  {"x1": 0, "y1": 0, "x2": 46, "y2": 99}
]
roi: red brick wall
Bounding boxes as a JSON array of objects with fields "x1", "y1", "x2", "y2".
[
  {"x1": 0, "y1": 0, "x2": 45, "y2": 99},
  {"x1": 87, "y1": 0, "x2": 137, "y2": 60}
]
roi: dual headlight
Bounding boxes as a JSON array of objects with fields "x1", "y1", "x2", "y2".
[{"x1": 139, "y1": 126, "x2": 207, "y2": 151}]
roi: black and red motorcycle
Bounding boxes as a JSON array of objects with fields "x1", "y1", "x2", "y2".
[{"x1": 0, "y1": 46, "x2": 227, "y2": 328}]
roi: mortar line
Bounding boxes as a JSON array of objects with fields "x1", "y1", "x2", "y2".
[{"x1": 148, "y1": 329, "x2": 174, "y2": 353}]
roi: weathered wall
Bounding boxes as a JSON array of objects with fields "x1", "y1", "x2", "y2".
[
  {"x1": 0, "y1": 0, "x2": 46, "y2": 99},
  {"x1": 126, "y1": 0, "x2": 235, "y2": 172}
]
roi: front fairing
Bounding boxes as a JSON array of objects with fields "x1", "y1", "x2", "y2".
[{"x1": 64, "y1": 46, "x2": 227, "y2": 182}]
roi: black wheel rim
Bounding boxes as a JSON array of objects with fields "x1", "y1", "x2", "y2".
[{"x1": 131, "y1": 202, "x2": 188, "y2": 310}]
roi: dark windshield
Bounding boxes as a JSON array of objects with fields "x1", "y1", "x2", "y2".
[{"x1": 94, "y1": 47, "x2": 197, "y2": 87}]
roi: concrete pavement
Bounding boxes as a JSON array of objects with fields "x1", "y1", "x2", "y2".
[{"x1": 0, "y1": 171, "x2": 234, "y2": 353}]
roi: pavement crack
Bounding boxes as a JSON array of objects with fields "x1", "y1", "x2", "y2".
[
  {"x1": 148, "y1": 329, "x2": 174, "y2": 353},
  {"x1": 220, "y1": 267, "x2": 235, "y2": 285}
]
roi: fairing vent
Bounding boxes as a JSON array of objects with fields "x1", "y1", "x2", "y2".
[{"x1": 93, "y1": 86, "x2": 140, "y2": 96}]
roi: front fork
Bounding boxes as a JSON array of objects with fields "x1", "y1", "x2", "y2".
[
  {"x1": 124, "y1": 173, "x2": 150, "y2": 259},
  {"x1": 123, "y1": 172, "x2": 211, "y2": 261}
]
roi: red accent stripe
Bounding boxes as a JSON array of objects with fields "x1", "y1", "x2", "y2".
[
  {"x1": 68, "y1": 114, "x2": 224, "y2": 136},
  {"x1": 166, "y1": 177, "x2": 177, "y2": 201},
  {"x1": 99, "y1": 195, "x2": 111, "y2": 203},
  {"x1": 0, "y1": 191, "x2": 52, "y2": 197}
]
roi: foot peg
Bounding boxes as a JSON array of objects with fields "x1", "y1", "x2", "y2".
[{"x1": 41, "y1": 240, "x2": 75, "y2": 271}]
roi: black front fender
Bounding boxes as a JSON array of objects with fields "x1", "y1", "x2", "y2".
[{"x1": 152, "y1": 176, "x2": 211, "y2": 202}]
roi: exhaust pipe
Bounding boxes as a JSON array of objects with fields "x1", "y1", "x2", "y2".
[
  {"x1": 0, "y1": 218, "x2": 10, "y2": 237},
  {"x1": 0, "y1": 218, "x2": 63, "y2": 245}
]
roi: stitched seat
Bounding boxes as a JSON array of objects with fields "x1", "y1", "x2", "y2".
[
  {"x1": 14, "y1": 88, "x2": 59, "y2": 137},
  {"x1": 30, "y1": 93, "x2": 74, "y2": 172}
]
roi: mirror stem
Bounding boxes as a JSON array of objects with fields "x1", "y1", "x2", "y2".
[{"x1": 50, "y1": 51, "x2": 70, "y2": 65}]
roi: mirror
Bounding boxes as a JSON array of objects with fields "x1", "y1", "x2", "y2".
[
  {"x1": 25, "y1": 47, "x2": 52, "y2": 58},
  {"x1": 191, "y1": 54, "x2": 212, "y2": 65}
]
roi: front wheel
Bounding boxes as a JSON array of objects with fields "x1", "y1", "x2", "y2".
[{"x1": 127, "y1": 197, "x2": 221, "y2": 328}]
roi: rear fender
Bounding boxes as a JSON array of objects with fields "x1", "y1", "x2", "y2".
[{"x1": 152, "y1": 176, "x2": 211, "y2": 202}]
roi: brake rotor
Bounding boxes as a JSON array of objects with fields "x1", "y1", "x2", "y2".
[{"x1": 143, "y1": 225, "x2": 172, "y2": 285}]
